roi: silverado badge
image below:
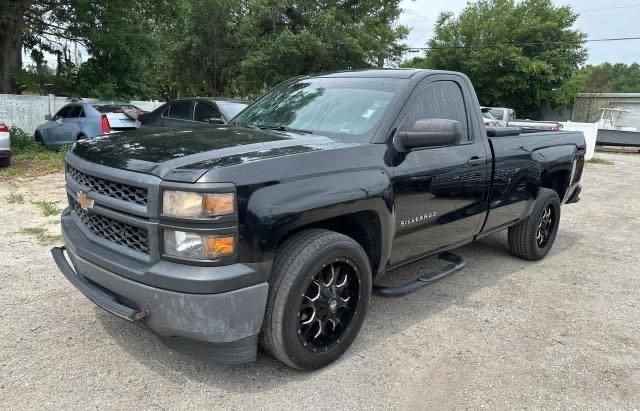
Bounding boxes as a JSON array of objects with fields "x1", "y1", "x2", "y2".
[{"x1": 77, "y1": 191, "x2": 94, "y2": 209}]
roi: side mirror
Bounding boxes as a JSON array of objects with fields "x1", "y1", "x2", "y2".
[
  {"x1": 207, "y1": 117, "x2": 225, "y2": 125},
  {"x1": 395, "y1": 119, "x2": 461, "y2": 151},
  {"x1": 44, "y1": 114, "x2": 52, "y2": 121}
]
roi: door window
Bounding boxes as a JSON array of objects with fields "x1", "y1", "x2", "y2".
[
  {"x1": 54, "y1": 106, "x2": 72, "y2": 120},
  {"x1": 194, "y1": 102, "x2": 221, "y2": 122},
  {"x1": 68, "y1": 106, "x2": 83, "y2": 118},
  {"x1": 168, "y1": 101, "x2": 193, "y2": 120},
  {"x1": 402, "y1": 81, "x2": 470, "y2": 142}
]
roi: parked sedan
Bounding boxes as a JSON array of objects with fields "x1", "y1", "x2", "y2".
[
  {"x1": 35, "y1": 102, "x2": 142, "y2": 148},
  {"x1": 0, "y1": 119, "x2": 10, "y2": 167},
  {"x1": 137, "y1": 98, "x2": 249, "y2": 128}
]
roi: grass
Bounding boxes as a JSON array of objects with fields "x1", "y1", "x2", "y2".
[
  {"x1": 32, "y1": 200, "x2": 62, "y2": 216},
  {"x1": 5, "y1": 192, "x2": 25, "y2": 204},
  {"x1": 588, "y1": 157, "x2": 615, "y2": 165},
  {"x1": 18, "y1": 227, "x2": 63, "y2": 245},
  {"x1": 0, "y1": 127, "x2": 67, "y2": 181}
]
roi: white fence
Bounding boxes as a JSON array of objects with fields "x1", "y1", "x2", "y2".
[{"x1": 0, "y1": 94, "x2": 164, "y2": 135}]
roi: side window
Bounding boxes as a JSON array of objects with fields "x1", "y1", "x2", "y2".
[
  {"x1": 68, "y1": 106, "x2": 83, "y2": 118},
  {"x1": 402, "y1": 81, "x2": 470, "y2": 142},
  {"x1": 54, "y1": 106, "x2": 71, "y2": 119},
  {"x1": 194, "y1": 102, "x2": 220, "y2": 122},
  {"x1": 168, "y1": 101, "x2": 193, "y2": 120}
]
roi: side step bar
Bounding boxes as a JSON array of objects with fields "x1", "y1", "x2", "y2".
[{"x1": 373, "y1": 252, "x2": 465, "y2": 297}]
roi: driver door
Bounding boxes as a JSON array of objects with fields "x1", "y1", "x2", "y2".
[
  {"x1": 47, "y1": 106, "x2": 72, "y2": 144},
  {"x1": 390, "y1": 76, "x2": 491, "y2": 265}
]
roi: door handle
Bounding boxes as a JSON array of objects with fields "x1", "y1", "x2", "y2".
[{"x1": 467, "y1": 156, "x2": 485, "y2": 166}]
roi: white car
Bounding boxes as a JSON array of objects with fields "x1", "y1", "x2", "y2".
[
  {"x1": 0, "y1": 119, "x2": 10, "y2": 168},
  {"x1": 481, "y1": 107, "x2": 505, "y2": 128}
]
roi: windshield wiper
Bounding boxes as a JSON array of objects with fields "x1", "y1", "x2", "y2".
[
  {"x1": 234, "y1": 122, "x2": 313, "y2": 134},
  {"x1": 256, "y1": 124, "x2": 313, "y2": 134}
]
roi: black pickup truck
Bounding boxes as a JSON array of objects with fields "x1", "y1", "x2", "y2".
[{"x1": 52, "y1": 69, "x2": 585, "y2": 370}]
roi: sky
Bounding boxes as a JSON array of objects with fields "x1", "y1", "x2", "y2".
[{"x1": 399, "y1": 0, "x2": 640, "y2": 65}]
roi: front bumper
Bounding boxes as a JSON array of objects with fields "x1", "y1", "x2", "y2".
[{"x1": 54, "y1": 219, "x2": 269, "y2": 364}]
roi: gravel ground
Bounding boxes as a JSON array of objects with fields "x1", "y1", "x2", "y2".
[{"x1": 1, "y1": 152, "x2": 639, "y2": 409}]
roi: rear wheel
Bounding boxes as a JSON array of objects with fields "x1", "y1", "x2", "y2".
[
  {"x1": 0, "y1": 156, "x2": 10, "y2": 168},
  {"x1": 261, "y1": 229, "x2": 372, "y2": 370},
  {"x1": 508, "y1": 188, "x2": 561, "y2": 260}
]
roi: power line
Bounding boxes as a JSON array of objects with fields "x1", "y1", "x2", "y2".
[
  {"x1": 406, "y1": 36, "x2": 640, "y2": 51},
  {"x1": 577, "y1": 4, "x2": 640, "y2": 12}
]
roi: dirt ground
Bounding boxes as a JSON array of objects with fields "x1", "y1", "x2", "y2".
[{"x1": 1, "y1": 152, "x2": 639, "y2": 409}]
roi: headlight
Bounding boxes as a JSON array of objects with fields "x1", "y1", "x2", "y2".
[
  {"x1": 162, "y1": 191, "x2": 235, "y2": 218},
  {"x1": 163, "y1": 229, "x2": 235, "y2": 259}
]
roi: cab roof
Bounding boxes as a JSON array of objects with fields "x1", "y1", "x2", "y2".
[{"x1": 315, "y1": 68, "x2": 440, "y2": 79}]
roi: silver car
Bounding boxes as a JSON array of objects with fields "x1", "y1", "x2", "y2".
[{"x1": 35, "y1": 102, "x2": 141, "y2": 148}]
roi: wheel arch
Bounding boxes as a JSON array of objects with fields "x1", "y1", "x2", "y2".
[
  {"x1": 531, "y1": 144, "x2": 578, "y2": 202},
  {"x1": 276, "y1": 210, "x2": 386, "y2": 277}
]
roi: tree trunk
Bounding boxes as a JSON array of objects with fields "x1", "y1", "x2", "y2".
[{"x1": 0, "y1": 1, "x2": 30, "y2": 94}]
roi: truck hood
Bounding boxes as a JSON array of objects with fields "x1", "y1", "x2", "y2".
[{"x1": 70, "y1": 125, "x2": 356, "y2": 182}]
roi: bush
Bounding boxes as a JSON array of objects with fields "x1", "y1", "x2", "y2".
[
  {"x1": 1, "y1": 126, "x2": 67, "y2": 180},
  {"x1": 10, "y1": 126, "x2": 43, "y2": 154}
]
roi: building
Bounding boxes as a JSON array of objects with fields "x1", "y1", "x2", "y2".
[{"x1": 572, "y1": 93, "x2": 640, "y2": 128}]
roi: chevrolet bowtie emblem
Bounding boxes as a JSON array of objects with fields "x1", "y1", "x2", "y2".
[{"x1": 77, "y1": 191, "x2": 94, "y2": 209}]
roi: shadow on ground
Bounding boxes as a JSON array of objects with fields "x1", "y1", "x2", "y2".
[{"x1": 96, "y1": 229, "x2": 579, "y2": 393}]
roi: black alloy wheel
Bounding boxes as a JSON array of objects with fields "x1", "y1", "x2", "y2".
[
  {"x1": 536, "y1": 204, "x2": 554, "y2": 249},
  {"x1": 298, "y1": 258, "x2": 361, "y2": 352},
  {"x1": 261, "y1": 229, "x2": 372, "y2": 370}
]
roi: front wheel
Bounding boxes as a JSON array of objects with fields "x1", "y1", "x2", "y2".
[
  {"x1": 261, "y1": 229, "x2": 372, "y2": 370},
  {"x1": 508, "y1": 188, "x2": 561, "y2": 260}
]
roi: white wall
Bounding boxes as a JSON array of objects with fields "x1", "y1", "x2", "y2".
[{"x1": 0, "y1": 94, "x2": 164, "y2": 135}]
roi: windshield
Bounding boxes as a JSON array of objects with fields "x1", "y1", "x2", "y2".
[
  {"x1": 488, "y1": 109, "x2": 504, "y2": 120},
  {"x1": 233, "y1": 77, "x2": 404, "y2": 139},
  {"x1": 483, "y1": 111, "x2": 498, "y2": 120},
  {"x1": 217, "y1": 101, "x2": 248, "y2": 119}
]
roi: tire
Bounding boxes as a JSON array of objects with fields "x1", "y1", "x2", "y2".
[
  {"x1": 0, "y1": 156, "x2": 9, "y2": 168},
  {"x1": 76, "y1": 133, "x2": 86, "y2": 141},
  {"x1": 508, "y1": 188, "x2": 561, "y2": 261},
  {"x1": 261, "y1": 229, "x2": 372, "y2": 370},
  {"x1": 35, "y1": 132, "x2": 44, "y2": 145}
]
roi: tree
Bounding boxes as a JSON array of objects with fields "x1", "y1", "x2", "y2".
[
  {"x1": 577, "y1": 63, "x2": 640, "y2": 93},
  {"x1": 403, "y1": 0, "x2": 587, "y2": 118},
  {"x1": 0, "y1": 1, "x2": 32, "y2": 93},
  {"x1": 228, "y1": 0, "x2": 408, "y2": 96}
]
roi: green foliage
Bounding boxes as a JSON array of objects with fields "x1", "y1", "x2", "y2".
[
  {"x1": 588, "y1": 157, "x2": 614, "y2": 165},
  {"x1": 17, "y1": 0, "x2": 408, "y2": 99},
  {"x1": 577, "y1": 63, "x2": 640, "y2": 93},
  {"x1": 31, "y1": 200, "x2": 62, "y2": 216},
  {"x1": 0, "y1": 127, "x2": 66, "y2": 181},
  {"x1": 18, "y1": 227, "x2": 64, "y2": 245},
  {"x1": 10, "y1": 126, "x2": 40, "y2": 154},
  {"x1": 404, "y1": 0, "x2": 587, "y2": 118},
  {"x1": 227, "y1": 0, "x2": 408, "y2": 96},
  {"x1": 5, "y1": 192, "x2": 25, "y2": 204}
]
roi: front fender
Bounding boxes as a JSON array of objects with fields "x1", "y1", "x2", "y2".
[{"x1": 243, "y1": 168, "x2": 394, "y2": 272}]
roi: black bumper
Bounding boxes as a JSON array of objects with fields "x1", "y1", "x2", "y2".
[{"x1": 55, "y1": 217, "x2": 270, "y2": 364}]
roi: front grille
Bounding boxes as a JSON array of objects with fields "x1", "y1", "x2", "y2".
[
  {"x1": 68, "y1": 165, "x2": 148, "y2": 206},
  {"x1": 72, "y1": 201, "x2": 149, "y2": 254}
]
